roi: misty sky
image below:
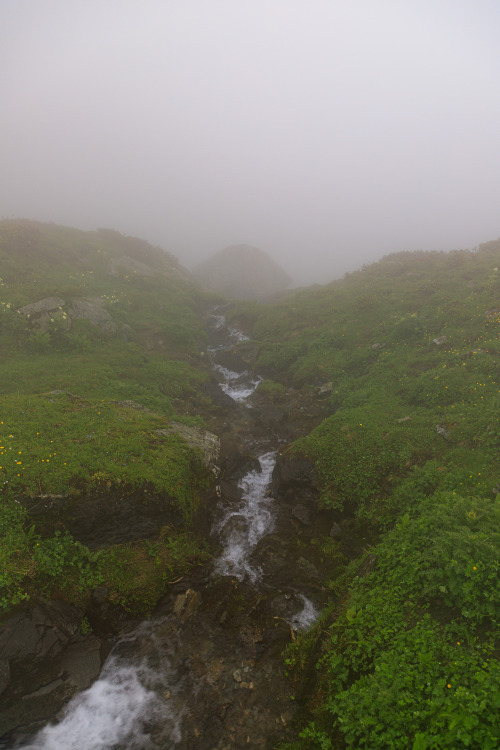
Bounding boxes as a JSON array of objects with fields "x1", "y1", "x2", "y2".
[{"x1": 2, "y1": 1, "x2": 500, "y2": 284}]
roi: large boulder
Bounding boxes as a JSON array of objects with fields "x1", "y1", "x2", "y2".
[
  {"x1": 193, "y1": 245, "x2": 292, "y2": 301},
  {"x1": 0, "y1": 600, "x2": 107, "y2": 740},
  {"x1": 271, "y1": 450, "x2": 319, "y2": 506},
  {"x1": 69, "y1": 297, "x2": 116, "y2": 333},
  {"x1": 17, "y1": 297, "x2": 67, "y2": 332},
  {"x1": 156, "y1": 423, "x2": 221, "y2": 469}
]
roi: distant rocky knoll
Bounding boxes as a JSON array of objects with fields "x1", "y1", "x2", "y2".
[{"x1": 192, "y1": 244, "x2": 292, "y2": 300}]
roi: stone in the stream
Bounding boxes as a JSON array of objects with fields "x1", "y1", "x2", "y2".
[
  {"x1": 173, "y1": 588, "x2": 201, "y2": 620},
  {"x1": 291, "y1": 504, "x2": 311, "y2": 526},
  {"x1": 270, "y1": 592, "x2": 304, "y2": 621}
]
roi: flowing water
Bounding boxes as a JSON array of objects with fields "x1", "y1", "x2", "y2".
[
  {"x1": 207, "y1": 311, "x2": 262, "y2": 402},
  {"x1": 12, "y1": 310, "x2": 318, "y2": 750},
  {"x1": 214, "y1": 450, "x2": 276, "y2": 582},
  {"x1": 18, "y1": 623, "x2": 184, "y2": 750}
]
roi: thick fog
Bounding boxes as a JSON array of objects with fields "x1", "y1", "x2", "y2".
[{"x1": 2, "y1": 0, "x2": 500, "y2": 284}]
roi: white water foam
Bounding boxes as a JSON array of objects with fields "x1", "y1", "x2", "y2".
[
  {"x1": 208, "y1": 312, "x2": 249, "y2": 343},
  {"x1": 208, "y1": 311, "x2": 258, "y2": 403},
  {"x1": 17, "y1": 624, "x2": 183, "y2": 750},
  {"x1": 288, "y1": 594, "x2": 319, "y2": 631},
  {"x1": 213, "y1": 363, "x2": 262, "y2": 402},
  {"x1": 214, "y1": 451, "x2": 276, "y2": 582}
]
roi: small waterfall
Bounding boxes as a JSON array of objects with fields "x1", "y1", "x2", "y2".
[
  {"x1": 212, "y1": 363, "x2": 262, "y2": 403},
  {"x1": 288, "y1": 594, "x2": 319, "y2": 631},
  {"x1": 207, "y1": 310, "x2": 261, "y2": 404},
  {"x1": 9, "y1": 309, "x2": 320, "y2": 750},
  {"x1": 214, "y1": 451, "x2": 276, "y2": 582},
  {"x1": 16, "y1": 622, "x2": 184, "y2": 750}
]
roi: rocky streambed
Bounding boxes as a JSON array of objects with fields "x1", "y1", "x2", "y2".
[{"x1": 1, "y1": 309, "x2": 344, "y2": 749}]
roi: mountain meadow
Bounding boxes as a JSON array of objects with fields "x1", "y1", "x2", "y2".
[{"x1": 1, "y1": 219, "x2": 499, "y2": 748}]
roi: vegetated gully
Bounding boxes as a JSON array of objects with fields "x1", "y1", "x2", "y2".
[{"x1": 18, "y1": 308, "x2": 328, "y2": 750}]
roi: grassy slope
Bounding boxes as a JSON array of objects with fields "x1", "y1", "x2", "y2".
[
  {"x1": 0, "y1": 220, "x2": 216, "y2": 615},
  {"x1": 237, "y1": 243, "x2": 500, "y2": 748}
]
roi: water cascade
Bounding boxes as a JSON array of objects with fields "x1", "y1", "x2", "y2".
[{"x1": 10, "y1": 309, "x2": 320, "y2": 750}]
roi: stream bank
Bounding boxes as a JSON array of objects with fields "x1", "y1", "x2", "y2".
[{"x1": 2, "y1": 308, "x2": 342, "y2": 749}]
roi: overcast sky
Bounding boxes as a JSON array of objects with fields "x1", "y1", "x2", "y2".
[{"x1": 2, "y1": 1, "x2": 500, "y2": 284}]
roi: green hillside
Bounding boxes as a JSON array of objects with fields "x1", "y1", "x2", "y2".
[
  {"x1": 1, "y1": 220, "x2": 499, "y2": 746},
  {"x1": 232, "y1": 243, "x2": 500, "y2": 749},
  {"x1": 0, "y1": 220, "x2": 217, "y2": 615}
]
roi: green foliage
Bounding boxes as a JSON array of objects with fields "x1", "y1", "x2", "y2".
[
  {"x1": 100, "y1": 530, "x2": 209, "y2": 615},
  {"x1": 0, "y1": 219, "x2": 211, "y2": 408},
  {"x1": 243, "y1": 243, "x2": 500, "y2": 747},
  {"x1": 0, "y1": 392, "x2": 208, "y2": 516},
  {"x1": 295, "y1": 493, "x2": 500, "y2": 748},
  {"x1": 297, "y1": 411, "x2": 434, "y2": 521},
  {"x1": 0, "y1": 500, "x2": 209, "y2": 613},
  {"x1": 255, "y1": 379, "x2": 287, "y2": 401},
  {"x1": 0, "y1": 501, "x2": 34, "y2": 609},
  {"x1": 332, "y1": 619, "x2": 500, "y2": 749},
  {"x1": 33, "y1": 530, "x2": 104, "y2": 595}
]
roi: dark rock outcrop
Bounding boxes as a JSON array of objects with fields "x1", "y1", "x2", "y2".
[
  {"x1": 21, "y1": 487, "x2": 185, "y2": 548},
  {"x1": 271, "y1": 451, "x2": 319, "y2": 503},
  {"x1": 0, "y1": 601, "x2": 108, "y2": 739}
]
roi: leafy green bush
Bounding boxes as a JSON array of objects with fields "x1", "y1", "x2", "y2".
[
  {"x1": 0, "y1": 501, "x2": 33, "y2": 609},
  {"x1": 33, "y1": 530, "x2": 104, "y2": 594},
  {"x1": 332, "y1": 619, "x2": 500, "y2": 749},
  {"x1": 298, "y1": 492, "x2": 500, "y2": 747}
]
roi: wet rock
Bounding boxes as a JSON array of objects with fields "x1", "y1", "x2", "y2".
[
  {"x1": 202, "y1": 379, "x2": 238, "y2": 409},
  {"x1": 270, "y1": 592, "x2": 304, "y2": 621},
  {"x1": 291, "y1": 504, "x2": 311, "y2": 526},
  {"x1": 86, "y1": 585, "x2": 132, "y2": 635},
  {"x1": 61, "y1": 636, "x2": 103, "y2": 691},
  {"x1": 250, "y1": 535, "x2": 289, "y2": 576},
  {"x1": 0, "y1": 601, "x2": 107, "y2": 741},
  {"x1": 296, "y1": 557, "x2": 320, "y2": 581},
  {"x1": 214, "y1": 349, "x2": 247, "y2": 373},
  {"x1": 223, "y1": 450, "x2": 261, "y2": 483},
  {"x1": 21, "y1": 486, "x2": 185, "y2": 548},
  {"x1": 0, "y1": 601, "x2": 80, "y2": 697},
  {"x1": 17, "y1": 298, "x2": 68, "y2": 332},
  {"x1": 173, "y1": 589, "x2": 202, "y2": 621},
  {"x1": 250, "y1": 399, "x2": 288, "y2": 428},
  {"x1": 329, "y1": 522, "x2": 342, "y2": 539},
  {"x1": 271, "y1": 451, "x2": 319, "y2": 501},
  {"x1": 315, "y1": 381, "x2": 333, "y2": 397},
  {"x1": 17, "y1": 297, "x2": 65, "y2": 317}
]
